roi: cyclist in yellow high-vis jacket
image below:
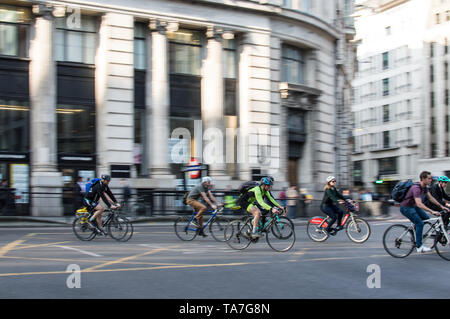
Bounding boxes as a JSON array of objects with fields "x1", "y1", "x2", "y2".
[{"x1": 246, "y1": 177, "x2": 282, "y2": 239}]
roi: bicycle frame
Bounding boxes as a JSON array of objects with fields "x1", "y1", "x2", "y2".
[
  {"x1": 406, "y1": 216, "x2": 449, "y2": 245},
  {"x1": 309, "y1": 211, "x2": 355, "y2": 229},
  {"x1": 185, "y1": 208, "x2": 220, "y2": 231}
]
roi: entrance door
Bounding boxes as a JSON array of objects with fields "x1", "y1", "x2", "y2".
[{"x1": 288, "y1": 159, "x2": 299, "y2": 187}]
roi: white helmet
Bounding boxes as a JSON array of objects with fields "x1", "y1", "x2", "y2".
[
  {"x1": 202, "y1": 176, "x2": 212, "y2": 184},
  {"x1": 326, "y1": 176, "x2": 336, "y2": 183}
]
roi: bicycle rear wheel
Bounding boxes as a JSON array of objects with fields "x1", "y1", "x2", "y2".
[
  {"x1": 346, "y1": 217, "x2": 371, "y2": 243},
  {"x1": 434, "y1": 232, "x2": 450, "y2": 261},
  {"x1": 224, "y1": 219, "x2": 252, "y2": 250},
  {"x1": 383, "y1": 224, "x2": 415, "y2": 258},
  {"x1": 174, "y1": 216, "x2": 198, "y2": 241},
  {"x1": 209, "y1": 217, "x2": 228, "y2": 242},
  {"x1": 72, "y1": 217, "x2": 96, "y2": 241},
  {"x1": 108, "y1": 216, "x2": 130, "y2": 241},
  {"x1": 306, "y1": 216, "x2": 329, "y2": 242},
  {"x1": 266, "y1": 219, "x2": 295, "y2": 252}
]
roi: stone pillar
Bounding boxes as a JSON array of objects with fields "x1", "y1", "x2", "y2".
[
  {"x1": 202, "y1": 26, "x2": 227, "y2": 178},
  {"x1": 148, "y1": 20, "x2": 174, "y2": 181},
  {"x1": 29, "y1": 4, "x2": 63, "y2": 216}
]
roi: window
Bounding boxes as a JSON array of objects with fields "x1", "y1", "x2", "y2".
[
  {"x1": 55, "y1": 15, "x2": 98, "y2": 64},
  {"x1": 353, "y1": 161, "x2": 363, "y2": 183},
  {"x1": 168, "y1": 29, "x2": 202, "y2": 76},
  {"x1": 431, "y1": 92, "x2": 435, "y2": 108},
  {"x1": 430, "y1": 42, "x2": 435, "y2": 58},
  {"x1": 445, "y1": 62, "x2": 448, "y2": 81},
  {"x1": 379, "y1": 157, "x2": 397, "y2": 175},
  {"x1": 134, "y1": 23, "x2": 146, "y2": 70},
  {"x1": 281, "y1": 44, "x2": 305, "y2": 85},
  {"x1": 0, "y1": 5, "x2": 30, "y2": 58},
  {"x1": 436, "y1": 13, "x2": 441, "y2": 24},
  {"x1": 445, "y1": 89, "x2": 449, "y2": 106},
  {"x1": 0, "y1": 100, "x2": 29, "y2": 152},
  {"x1": 382, "y1": 52, "x2": 389, "y2": 70},
  {"x1": 385, "y1": 26, "x2": 391, "y2": 36},
  {"x1": 383, "y1": 104, "x2": 389, "y2": 122},
  {"x1": 430, "y1": 65, "x2": 434, "y2": 83},
  {"x1": 431, "y1": 116, "x2": 436, "y2": 134},
  {"x1": 383, "y1": 131, "x2": 390, "y2": 148},
  {"x1": 382, "y1": 78, "x2": 389, "y2": 96},
  {"x1": 223, "y1": 39, "x2": 237, "y2": 116}
]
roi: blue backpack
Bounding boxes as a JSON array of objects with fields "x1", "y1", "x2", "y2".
[
  {"x1": 391, "y1": 180, "x2": 414, "y2": 203},
  {"x1": 85, "y1": 178, "x2": 101, "y2": 193}
]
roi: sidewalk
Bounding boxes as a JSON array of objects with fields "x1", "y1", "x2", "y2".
[{"x1": 0, "y1": 213, "x2": 397, "y2": 228}]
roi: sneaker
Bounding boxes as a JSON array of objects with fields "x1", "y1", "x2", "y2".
[
  {"x1": 251, "y1": 232, "x2": 261, "y2": 239},
  {"x1": 417, "y1": 245, "x2": 432, "y2": 253},
  {"x1": 335, "y1": 225, "x2": 344, "y2": 231}
]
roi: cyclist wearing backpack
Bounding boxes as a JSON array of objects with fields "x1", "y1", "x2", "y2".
[
  {"x1": 423, "y1": 175, "x2": 450, "y2": 229},
  {"x1": 84, "y1": 174, "x2": 120, "y2": 234},
  {"x1": 245, "y1": 177, "x2": 283, "y2": 239},
  {"x1": 399, "y1": 171, "x2": 449, "y2": 253}
]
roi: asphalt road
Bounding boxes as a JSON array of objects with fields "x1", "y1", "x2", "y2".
[{"x1": 0, "y1": 219, "x2": 449, "y2": 300}]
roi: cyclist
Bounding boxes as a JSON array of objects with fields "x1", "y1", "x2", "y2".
[
  {"x1": 423, "y1": 175, "x2": 450, "y2": 229},
  {"x1": 399, "y1": 171, "x2": 448, "y2": 253},
  {"x1": 245, "y1": 176, "x2": 283, "y2": 239},
  {"x1": 84, "y1": 174, "x2": 121, "y2": 234},
  {"x1": 186, "y1": 176, "x2": 221, "y2": 237},
  {"x1": 321, "y1": 176, "x2": 352, "y2": 235}
]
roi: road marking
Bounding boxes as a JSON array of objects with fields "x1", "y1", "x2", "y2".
[
  {"x1": 14, "y1": 241, "x2": 72, "y2": 250},
  {"x1": 51, "y1": 245, "x2": 103, "y2": 257},
  {"x1": 0, "y1": 239, "x2": 26, "y2": 257}
]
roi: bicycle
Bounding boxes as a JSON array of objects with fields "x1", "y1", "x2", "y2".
[
  {"x1": 224, "y1": 207, "x2": 296, "y2": 252},
  {"x1": 73, "y1": 206, "x2": 134, "y2": 242},
  {"x1": 174, "y1": 206, "x2": 229, "y2": 242},
  {"x1": 383, "y1": 214, "x2": 450, "y2": 260},
  {"x1": 306, "y1": 200, "x2": 371, "y2": 243}
]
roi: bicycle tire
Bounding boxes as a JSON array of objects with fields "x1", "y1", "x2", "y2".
[
  {"x1": 209, "y1": 216, "x2": 228, "y2": 242},
  {"x1": 345, "y1": 217, "x2": 371, "y2": 243},
  {"x1": 72, "y1": 217, "x2": 96, "y2": 241},
  {"x1": 120, "y1": 217, "x2": 134, "y2": 242},
  {"x1": 174, "y1": 216, "x2": 198, "y2": 241},
  {"x1": 434, "y1": 232, "x2": 450, "y2": 261},
  {"x1": 224, "y1": 219, "x2": 252, "y2": 250},
  {"x1": 382, "y1": 224, "x2": 415, "y2": 258},
  {"x1": 306, "y1": 216, "x2": 329, "y2": 242},
  {"x1": 108, "y1": 216, "x2": 130, "y2": 241},
  {"x1": 270, "y1": 216, "x2": 295, "y2": 240},
  {"x1": 266, "y1": 219, "x2": 296, "y2": 252}
]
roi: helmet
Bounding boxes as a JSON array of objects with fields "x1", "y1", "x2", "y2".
[
  {"x1": 260, "y1": 177, "x2": 273, "y2": 186},
  {"x1": 326, "y1": 176, "x2": 336, "y2": 183},
  {"x1": 202, "y1": 176, "x2": 212, "y2": 184},
  {"x1": 101, "y1": 174, "x2": 111, "y2": 181},
  {"x1": 438, "y1": 176, "x2": 450, "y2": 182}
]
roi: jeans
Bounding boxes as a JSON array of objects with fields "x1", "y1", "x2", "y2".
[
  {"x1": 400, "y1": 206, "x2": 430, "y2": 248},
  {"x1": 321, "y1": 204, "x2": 344, "y2": 232}
]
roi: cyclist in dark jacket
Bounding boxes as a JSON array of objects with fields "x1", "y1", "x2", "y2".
[
  {"x1": 321, "y1": 176, "x2": 352, "y2": 235},
  {"x1": 424, "y1": 176, "x2": 450, "y2": 229},
  {"x1": 84, "y1": 174, "x2": 120, "y2": 234}
]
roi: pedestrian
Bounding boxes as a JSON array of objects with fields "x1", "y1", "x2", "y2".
[
  {"x1": 287, "y1": 186, "x2": 299, "y2": 219},
  {"x1": 121, "y1": 179, "x2": 132, "y2": 214},
  {"x1": 73, "y1": 177, "x2": 84, "y2": 211},
  {"x1": 279, "y1": 187, "x2": 287, "y2": 207},
  {"x1": 0, "y1": 179, "x2": 12, "y2": 215},
  {"x1": 298, "y1": 188, "x2": 311, "y2": 217}
]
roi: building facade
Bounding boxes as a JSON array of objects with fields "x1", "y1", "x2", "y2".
[
  {"x1": 0, "y1": 0, "x2": 355, "y2": 215},
  {"x1": 351, "y1": 0, "x2": 450, "y2": 193}
]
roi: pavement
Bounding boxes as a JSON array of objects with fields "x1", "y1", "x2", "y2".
[{"x1": 0, "y1": 212, "x2": 402, "y2": 228}]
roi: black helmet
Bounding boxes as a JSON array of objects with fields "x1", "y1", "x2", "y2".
[{"x1": 101, "y1": 174, "x2": 111, "y2": 181}]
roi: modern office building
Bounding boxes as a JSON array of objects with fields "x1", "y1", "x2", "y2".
[
  {"x1": 0, "y1": 0, "x2": 355, "y2": 215},
  {"x1": 351, "y1": 0, "x2": 450, "y2": 193}
]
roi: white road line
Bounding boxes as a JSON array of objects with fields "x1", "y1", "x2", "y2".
[{"x1": 52, "y1": 245, "x2": 102, "y2": 257}]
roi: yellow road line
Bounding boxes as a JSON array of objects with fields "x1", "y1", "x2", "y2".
[{"x1": 0, "y1": 239, "x2": 27, "y2": 257}]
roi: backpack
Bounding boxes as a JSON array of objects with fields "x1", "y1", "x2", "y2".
[
  {"x1": 85, "y1": 178, "x2": 101, "y2": 193},
  {"x1": 391, "y1": 180, "x2": 414, "y2": 203},
  {"x1": 236, "y1": 181, "x2": 259, "y2": 207}
]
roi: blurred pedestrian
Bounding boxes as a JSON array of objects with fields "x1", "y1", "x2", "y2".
[
  {"x1": 0, "y1": 179, "x2": 13, "y2": 215},
  {"x1": 121, "y1": 179, "x2": 132, "y2": 214},
  {"x1": 299, "y1": 188, "x2": 311, "y2": 217},
  {"x1": 73, "y1": 176, "x2": 85, "y2": 211},
  {"x1": 287, "y1": 186, "x2": 299, "y2": 219},
  {"x1": 279, "y1": 187, "x2": 287, "y2": 207}
]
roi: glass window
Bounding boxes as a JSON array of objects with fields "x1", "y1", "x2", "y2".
[
  {"x1": 383, "y1": 131, "x2": 390, "y2": 148},
  {"x1": 382, "y1": 52, "x2": 389, "y2": 70},
  {"x1": 57, "y1": 105, "x2": 95, "y2": 155},
  {"x1": 383, "y1": 105, "x2": 389, "y2": 123},
  {"x1": 382, "y1": 78, "x2": 389, "y2": 96},
  {"x1": 0, "y1": 100, "x2": 29, "y2": 152},
  {"x1": 379, "y1": 157, "x2": 397, "y2": 175},
  {"x1": 223, "y1": 39, "x2": 236, "y2": 79},
  {"x1": 0, "y1": 5, "x2": 30, "y2": 58},
  {"x1": 281, "y1": 44, "x2": 305, "y2": 85},
  {"x1": 134, "y1": 23, "x2": 146, "y2": 70},
  {"x1": 55, "y1": 15, "x2": 98, "y2": 64},
  {"x1": 168, "y1": 29, "x2": 202, "y2": 76}
]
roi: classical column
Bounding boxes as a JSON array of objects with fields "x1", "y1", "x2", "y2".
[
  {"x1": 148, "y1": 20, "x2": 174, "y2": 179},
  {"x1": 29, "y1": 4, "x2": 62, "y2": 216},
  {"x1": 202, "y1": 26, "x2": 227, "y2": 178}
]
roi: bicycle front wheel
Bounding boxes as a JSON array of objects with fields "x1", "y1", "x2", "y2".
[
  {"x1": 383, "y1": 224, "x2": 415, "y2": 258},
  {"x1": 434, "y1": 232, "x2": 450, "y2": 261},
  {"x1": 72, "y1": 217, "x2": 96, "y2": 241},
  {"x1": 174, "y1": 216, "x2": 198, "y2": 241},
  {"x1": 306, "y1": 216, "x2": 329, "y2": 242},
  {"x1": 224, "y1": 219, "x2": 252, "y2": 250},
  {"x1": 346, "y1": 217, "x2": 371, "y2": 243},
  {"x1": 266, "y1": 219, "x2": 296, "y2": 252},
  {"x1": 108, "y1": 216, "x2": 131, "y2": 241},
  {"x1": 209, "y1": 216, "x2": 228, "y2": 242}
]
